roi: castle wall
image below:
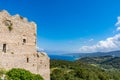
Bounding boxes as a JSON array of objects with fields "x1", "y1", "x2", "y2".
[
  {"x1": 0, "y1": 10, "x2": 36, "y2": 54},
  {"x1": 0, "y1": 10, "x2": 50, "y2": 80},
  {"x1": 0, "y1": 52, "x2": 50, "y2": 80}
]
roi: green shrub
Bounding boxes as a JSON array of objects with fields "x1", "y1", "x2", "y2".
[
  {"x1": 8, "y1": 26, "x2": 13, "y2": 31},
  {"x1": 32, "y1": 74, "x2": 44, "y2": 80},
  {"x1": 6, "y1": 68, "x2": 44, "y2": 80}
]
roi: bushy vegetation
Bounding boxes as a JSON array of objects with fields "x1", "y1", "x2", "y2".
[
  {"x1": 50, "y1": 59, "x2": 120, "y2": 80},
  {"x1": 0, "y1": 68, "x2": 44, "y2": 80},
  {"x1": 79, "y1": 56, "x2": 120, "y2": 69}
]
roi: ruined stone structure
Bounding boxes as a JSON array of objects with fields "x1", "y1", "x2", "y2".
[{"x1": 0, "y1": 10, "x2": 50, "y2": 80}]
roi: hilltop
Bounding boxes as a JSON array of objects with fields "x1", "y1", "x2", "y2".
[
  {"x1": 78, "y1": 56, "x2": 120, "y2": 69},
  {"x1": 66, "y1": 50, "x2": 120, "y2": 58},
  {"x1": 50, "y1": 59, "x2": 120, "y2": 80}
]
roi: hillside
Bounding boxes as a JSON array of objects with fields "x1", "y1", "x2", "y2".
[
  {"x1": 50, "y1": 60, "x2": 120, "y2": 80},
  {"x1": 50, "y1": 51, "x2": 120, "y2": 80},
  {"x1": 78, "y1": 56, "x2": 113, "y2": 64},
  {"x1": 66, "y1": 50, "x2": 120, "y2": 58},
  {"x1": 78, "y1": 56, "x2": 120, "y2": 69}
]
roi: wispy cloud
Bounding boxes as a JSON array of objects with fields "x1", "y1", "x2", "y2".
[
  {"x1": 79, "y1": 34, "x2": 120, "y2": 52},
  {"x1": 79, "y1": 17, "x2": 120, "y2": 53},
  {"x1": 89, "y1": 38, "x2": 94, "y2": 42},
  {"x1": 37, "y1": 47, "x2": 45, "y2": 51},
  {"x1": 115, "y1": 16, "x2": 120, "y2": 31}
]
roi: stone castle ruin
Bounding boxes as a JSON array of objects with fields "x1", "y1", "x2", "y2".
[{"x1": 0, "y1": 10, "x2": 50, "y2": 80}]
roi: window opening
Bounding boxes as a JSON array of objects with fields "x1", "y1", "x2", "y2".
[
  {"x1": 23, "y1": 39, "x2": 26, "y2": 43},
  {"x1": 27, "y1": 57, "x2": 29, "y2": 63},
  {"x1": 3, "y1": 44, "x2": 6, "y2": 53}
]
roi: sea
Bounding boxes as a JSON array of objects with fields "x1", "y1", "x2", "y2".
[{"x1": 48, "y1": 54, "x2": 79, "y2": 61}]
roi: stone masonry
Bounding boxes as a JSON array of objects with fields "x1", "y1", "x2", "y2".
[{"x1": 0, "y1": 10, "x2": 50, "y2": 80}]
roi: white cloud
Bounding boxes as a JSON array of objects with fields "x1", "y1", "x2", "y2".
[
  {"x1": 117, "y1": 27, "x2": 120, "y2": 31},
  {"x1": 89, "y1": 38, "x2": 94, "y2": 42},
  {"x1": 116, "y1": 16, "x2": 120, "y2": 31},
  {"x1": 79, "y1": 34, "x2": 120, "y2": 53},
  {"x1": 37, "y1": 47, "x2": 45, "y2": 51},
  {"x1": 79, "y1": 16, "x2": 120, "y2": 53}
]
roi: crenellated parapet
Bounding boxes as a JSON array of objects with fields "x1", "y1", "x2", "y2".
[{"x1": 0, "y1": 10, "x2": 50, "y2": 80}]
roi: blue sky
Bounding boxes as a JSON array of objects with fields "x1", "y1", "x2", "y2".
[{"x1": 1, "y1": 0, "x2": 120, "y2": 54}]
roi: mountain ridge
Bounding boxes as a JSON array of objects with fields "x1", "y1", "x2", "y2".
[{"x1": 65, "y1": 50, "x2": 120, "y2": 58}]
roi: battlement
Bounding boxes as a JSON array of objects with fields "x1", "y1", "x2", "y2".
[
  {"x1": 0, "y1": 10, "x2": 37, "y2": 54},
  {"x1": 0, "y1": 10, "x2": 50, "y2": 80},
  {"x1": 0, "y1": 10, "x2": 35, "y2": 24}
]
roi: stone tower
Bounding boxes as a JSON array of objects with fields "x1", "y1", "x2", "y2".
[{"x1": 0, "y1": 10, "x2": 50, "y2": 80}]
